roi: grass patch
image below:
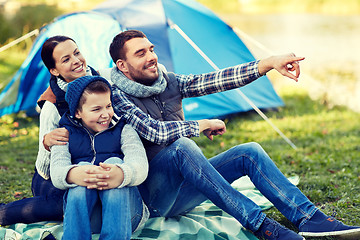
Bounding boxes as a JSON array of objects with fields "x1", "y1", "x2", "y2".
[
  {"x1": 194, "y1": 85, "x2": 360, "y2": 231},
  {"x1": 2, "y1": 83, "x2": 359, "y2": 236},
  {"x1": 0, "y1": 43, "x2": 31, "y2": 91},
  {"x1": 0, "y1": 113, "x2": 39, "y2": 202}
]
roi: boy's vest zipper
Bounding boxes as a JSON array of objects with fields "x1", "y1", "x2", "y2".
[{"x1": 67, "y1": 115, "x2": 117, "y2": 165}]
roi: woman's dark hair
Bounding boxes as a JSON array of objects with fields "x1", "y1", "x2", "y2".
[
  {"x1": 109, "y1": 30, "x2": 147, "y2": 63},
  {"x1": 40, "y1": 35, "x2": 76, "y2": 71}
]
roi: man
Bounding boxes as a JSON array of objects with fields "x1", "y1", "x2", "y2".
[{"x1": 103, "y1": 30, "x2": 360, "y2": 240}]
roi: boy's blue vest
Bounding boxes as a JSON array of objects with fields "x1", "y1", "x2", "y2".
[{"x1": 59, "y1": 114, "x2": 126, "y2": 165}]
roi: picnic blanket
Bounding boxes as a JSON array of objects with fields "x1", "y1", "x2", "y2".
[{"x1": 0, "y1": 176, "x2": 299, "y2": 240}]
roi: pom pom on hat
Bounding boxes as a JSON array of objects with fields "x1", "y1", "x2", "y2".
[{"x1": 65, "y1": 75, "x2": 111, "y2": 117}]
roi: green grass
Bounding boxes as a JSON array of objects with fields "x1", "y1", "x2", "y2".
[
  {"x1": 0, "y1": 113, "x2": 39, "y2": 202},
  {"x1": 1, "y1": 84, "x2": 359, "y2": 238},
  {"x1": 0, "y1": 43, "x2": 30, "y2": 91},
  {"x1": 195, "y1": 85, "x2": 360, "y2": 232}
]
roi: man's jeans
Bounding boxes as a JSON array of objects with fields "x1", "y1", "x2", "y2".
[
  {"x1": 0, "y1": 169, "x2": 65, "y2": 225},
  {"x1": 138, "y1": 138, "x2": 318, "y2": 232},
  {"x1": 62, "y1": 158, "x2": 144, "y2": 240}
]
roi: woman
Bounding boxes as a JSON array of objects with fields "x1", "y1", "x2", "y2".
[{"x1": 0, "y1": 36, "x2": 119, "y2": 226}]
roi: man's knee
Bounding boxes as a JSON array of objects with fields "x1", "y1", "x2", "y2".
[
  {"x1": 172, "y1": 137, "x2": 198, "y2": 151},
  {"x1": 234, "y1": 142, "x2": 264, "y2": 153}
]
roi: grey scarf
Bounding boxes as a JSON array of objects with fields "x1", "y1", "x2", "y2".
[
  {"x1": 110, "y1": 64, "x2": 167, "y2": 98},
  {"x1": 56, "y1": 66, "x2": 93, "y2": 92}
]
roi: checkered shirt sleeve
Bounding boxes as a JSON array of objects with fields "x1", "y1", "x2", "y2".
[
  {"x1": 177, "y1": 60, "x2": 261, "y2": 98},
  {"x1": 112, "y1": 87, "x2": 200, "y2": 145},
  {"x1": 111, "y1": 61, "x2": 260, "y2": 145}
]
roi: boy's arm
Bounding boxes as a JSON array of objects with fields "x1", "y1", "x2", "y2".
[
  {"x1": 117, "y1": 124, "x2": 148, "y2": 187},
  {"x1": 98, "y1": 124, "x2": 148, "y2": 189},
  {"x1": 50, "y1": 143, "x2": 111, "y2": 190}
]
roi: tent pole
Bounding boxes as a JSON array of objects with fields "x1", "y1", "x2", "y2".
[
  {"x1": 0, "y1": 29, "x2": 39, "y2": 53},
  {"x1": 168, "y1": 20, "x2": 297, "y2": 150}
]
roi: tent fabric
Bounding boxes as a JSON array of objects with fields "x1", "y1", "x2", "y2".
[
  {"x1": 0, "y1": 0, "x2": 284, "y2": 119},
  {"x1": 0, "y1": 11, "x2": 122, "y2": 117}
]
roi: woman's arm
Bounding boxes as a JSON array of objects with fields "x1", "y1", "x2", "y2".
[{"x1": 35, "y1": 101, "x2": 61, "y2": 179}]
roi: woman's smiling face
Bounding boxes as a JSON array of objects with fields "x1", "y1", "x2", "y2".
[{"x1": 50, "y1": 40, "x2": 87, "y2": 83}]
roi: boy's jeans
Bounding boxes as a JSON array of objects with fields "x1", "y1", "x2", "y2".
[
  {"x1": 138, "y1": 138, "x2": 318, "y2": 232},
  {"x1": 62, "y1": 158, "x2": 144, "y2": 240}
]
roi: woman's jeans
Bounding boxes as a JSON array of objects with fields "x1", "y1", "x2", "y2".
[
  {"x1": 62, "y1": 158, "x2": 144, "y2": 240},
  {"x1": 0, "y1": 169, "x2": 65, "y2": 225},
  {"x1": 138, "y1": 138, "x2": 318, "y2": 232}
]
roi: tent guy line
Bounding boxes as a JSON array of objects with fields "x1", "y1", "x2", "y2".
[
  {"x1": 169, "y1": 19, "x2": 297, "y2": 150},
  {"x1": 0, "y1": 29, "x2": 39, "y2": 53}
]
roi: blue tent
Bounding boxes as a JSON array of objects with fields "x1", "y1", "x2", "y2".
[{"x1": 0, "y1": 0, "x2": 284, "y2": 120}]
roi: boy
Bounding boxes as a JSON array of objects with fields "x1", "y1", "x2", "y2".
[{"x1": 50, "y1": 75, "x2": 148, "y2": 240}]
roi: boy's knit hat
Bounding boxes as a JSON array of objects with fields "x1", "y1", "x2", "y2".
[{"x1": 65, "y1": 75, "x2": 112, "y2": 117}]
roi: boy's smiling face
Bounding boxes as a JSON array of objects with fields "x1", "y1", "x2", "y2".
[{"x1": 75, "y1": 91, "x2": 114, "y2": 134}]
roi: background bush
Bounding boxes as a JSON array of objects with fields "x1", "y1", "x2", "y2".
[{"x1": 0, "y1": 4, "x2": 63, "y2": 45}]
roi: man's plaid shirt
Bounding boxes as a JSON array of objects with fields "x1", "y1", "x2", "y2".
[{"x1": 112, "y1": 60, "x2": 261, "y2": 146}]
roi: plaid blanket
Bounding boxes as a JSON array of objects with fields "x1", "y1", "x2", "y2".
[{"x1": 0, "y1": 176, "x2": 299, "y2": 240}]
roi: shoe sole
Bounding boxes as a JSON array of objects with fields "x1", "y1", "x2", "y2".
[{"x1": 299, "y1": 228, "x2": 360, "y2": 239}]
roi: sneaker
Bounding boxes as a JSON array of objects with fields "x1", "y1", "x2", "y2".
[
  {"x1": 254, "y1": 217, "x2": 305, "y2": 240},
  {"x1": 299, "y1": 210, "x2": 360, "y2": 239}
]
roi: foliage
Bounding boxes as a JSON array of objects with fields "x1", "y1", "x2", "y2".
[
  {"x1": 11, "y1": 4, "x2": 62, "y2": 34},
  {"x1": 197, "y1": 0, "x2": 241, "y2": 14},
  {"x1": 0, "y1": 43, "x2": 30, "y2": 92},
  {"x1": 0, "y1": 11, "x2": 16, "y2": 44},
  {"x1": 0, "y1": 0, "x2": 359, "y2": 237},
  {"x1": 0, "y1": 4, "x2": 62, "y2": 45}
]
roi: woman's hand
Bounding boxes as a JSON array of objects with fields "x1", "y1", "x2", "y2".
[{"x1": 43, "y1": 128, "x2": 69, "y2": 150}]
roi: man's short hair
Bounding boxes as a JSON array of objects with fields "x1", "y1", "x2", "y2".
[{"x1": 109, "y1": 30, "x2": 147, "y2": 63}]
